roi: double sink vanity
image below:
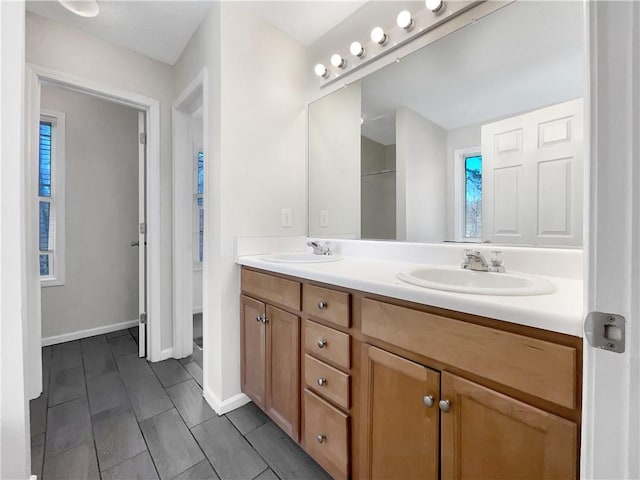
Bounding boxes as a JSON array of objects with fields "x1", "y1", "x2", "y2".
[{"x1": 237, "y1": 242, "x2": 583, "y2": 479}]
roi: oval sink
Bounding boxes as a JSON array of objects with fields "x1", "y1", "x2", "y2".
[
  {"x1": 261, "y1": 252, "x2": 343, "y2": 263},
  {"x1": 397, "y1": 266, "x2": 556, "y2": 296}
]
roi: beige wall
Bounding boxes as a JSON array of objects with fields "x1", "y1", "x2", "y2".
[
  {"x1": 27, "y1": 12, "x2": 175, "y2": 349},
  {"x1": 40, "y1": 86, "x2": 139, "y2": 338}
]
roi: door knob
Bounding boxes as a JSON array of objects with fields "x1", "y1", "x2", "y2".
[
  {"x1": 423, "y1": 395, "x2": 434, "y2": 408},
  {"x1": 439, "y1": 399, "x2": 452, "y2": 412},
  {"x1": 316, "y1": 434, "x2": 326, "y2": 444},
  {"x1": 317, "y1": 338, "x2": 327, "y2": 349},
  {"x1": 317, "y1": 300, "x2": 327, "y2": 310},
  {"x1": 317, "y1": 378, "x2": 327, "y2": 387}
]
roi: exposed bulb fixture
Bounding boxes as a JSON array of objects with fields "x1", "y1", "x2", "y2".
[
  {"x1": 58, "y1": 0, "x2": 100, "y2": 17},
  {"x1": 330, "y1": 54, "x2": 347, "y2": 69},
  {"x1": 350, "y1": 41, "x2": 366, "y2": 59},
  {"x1": 425, "y1": 0, "x2": 444, "y2": 13},
  {"x1": 370, "y1": 26, "x2": 388, "y2": 45},
  {"x1": 314, "y1": 63, "x2": 329, "y2": 79},
  {"x1": 396, "y1": 10, "x2": 414, "y2": 30}
]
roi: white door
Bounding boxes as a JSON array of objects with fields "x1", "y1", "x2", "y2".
[
  {"x1": 138, "y1": 111, "x2": 147, "y2": 357},
  {"x1": 482, "y1": 98, "x2": 583, "y2": 246}
]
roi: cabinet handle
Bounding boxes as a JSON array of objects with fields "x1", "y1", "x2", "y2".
[
  {"x1": 423, "y1": 395, "x2": 434, "y2": 408},
  {"x1": 316, "y1": 434, "x2": 326, "y2": 444},
  {"x1": 255, "y1": 314, "x2": 262, "y2": 323},
  {"x1": 317, "y1": 378, "x2": 327, "y2": 387},
  {"x1": 317, "y1": 338, "x2": 327, "y2": 349},
  {"x1": 317, "y1": 300, "x2": 327, "y2": 310},
  {"x1": 261, "y1": 316, "x2": 268, "y2": 324},
  {"x1": 439, "y1": 399, "x2": 452, "y2": 412}
]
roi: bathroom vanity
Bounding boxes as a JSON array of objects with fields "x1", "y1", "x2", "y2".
[{"x1": 237, "y1": 253, "x2": 582, "y2": 480}]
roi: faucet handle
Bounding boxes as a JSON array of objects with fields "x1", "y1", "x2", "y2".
[{"x1": 490, "y1": 250, "x2": 503, "y2": 266}]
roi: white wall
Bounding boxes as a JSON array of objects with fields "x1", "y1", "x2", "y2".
[
  {"x1": 396, "y1": 106, "x2": 447, "y2": 242},
  {"x1": 173, "y1": 2, "x2": 307, "y2": 409},
  {"x1": 26, "y1": 13, "x2": 175, "y2": 350},
  {"x1": 309, "y1": 83, "x2": 361, "y2": 237},
  {"x1": 40, "y1": 85, "x2": 139, "y2": 339},
  {"x1": 0, "y1": 1, "x2": 30, "y2": 478}
]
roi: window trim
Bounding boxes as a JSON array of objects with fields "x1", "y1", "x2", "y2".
[
  {"x1": 39, "y1": 109, "x2": 66, "y2": 287},
  {"x1": 453, "y1": 146, "x2": 482, "y2": 242}
]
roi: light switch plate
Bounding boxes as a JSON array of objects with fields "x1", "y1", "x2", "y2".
[
  {"x1": 320, "y1": 210, "x2": 329, "y2": 227},
  {"x1": 281, "y1": 208, "x2": 292, "y2": 227}
]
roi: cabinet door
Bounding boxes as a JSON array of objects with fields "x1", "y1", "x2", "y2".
[
  {"x1": 361, "y1": 345, "x2": 440, "y2": 480},
  {"x1": 265, "y1": 305, "x2": 300, "y2": 440},
  {"x1": 440, "y1": 372, "x2": 578, "y2": 479},
  {"x1": 240, "y1": 295, "x2": 266, "y2": 408}
]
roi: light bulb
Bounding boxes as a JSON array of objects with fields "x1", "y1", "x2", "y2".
[
  {"x1": 330, "y1": 54, "x2": 346, "y2": 69},
  {"x1": 314, "y1": 63, "x2": 329, "y2": 79},
  {"x1": 396, "y1": 10, "x2": 414, "y2": 30},
  {"x1": 425, "y1": 0, "x2": 444, "y2": 12},
  {"x1": 350, "y1": 41, "x2": 365, "y2": 58},
  {"x1": 370, "y1": 26, "x2": 387, "y2": 45}
]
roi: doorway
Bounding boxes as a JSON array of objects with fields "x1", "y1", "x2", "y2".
[{"x1": 24, "y1": 64, "x2": 164, "y2": 400}]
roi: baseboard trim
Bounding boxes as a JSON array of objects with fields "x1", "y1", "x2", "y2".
[
  {"x1": 193, "y1": 306, "x2": 203, "y2": 314},
  {"x1": 42, "y1": 319, "x2": 138, "y2": 346},
  {"x1": 203, "y1": 387, "x2": 250, "y2": 415}
]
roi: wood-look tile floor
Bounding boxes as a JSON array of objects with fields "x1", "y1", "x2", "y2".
[{"x1": 30, "y1": 324, "x2": 330, "y2": 480}]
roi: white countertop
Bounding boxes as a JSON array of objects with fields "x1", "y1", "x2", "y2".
[{"x1": 237, "y1": 254, "x2": 584, "y2": 337}]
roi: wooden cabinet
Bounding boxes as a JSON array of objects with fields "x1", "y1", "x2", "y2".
[
  {"x1": 440, "y1": 373, "x2": 577, "y2": 480},
  {"x1": 240, "y1": 292, "x2": 300, "y2": 440},
  {"x1": 360, "y1": 345, "x2": 440, "y2": 480},
  {"x1": 240, "y1": 267, "x2": 582, "y2": 480}
]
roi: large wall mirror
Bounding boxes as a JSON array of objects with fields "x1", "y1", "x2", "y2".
[{"x1": 308, "y1": 1, "x2": 585, "y2": 247}]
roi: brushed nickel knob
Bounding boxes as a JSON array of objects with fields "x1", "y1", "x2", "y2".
[
  {"x1": 439, "y1": 399, "x2": 452, "y2": 412},
  {"x1": 255, "y1": 315, "x2": 262, "y2": 323},
  {"x1": 423, "y1": 395, "x2": 434, "y2": 408},
  {"x1": 317, "y1": 338, "x2": 327, "y2": 349},
  {"x1": 317, "y1": 378, "x2": 327, "y2": 387},
  {"x1": 261, "y1": 316, "x2": 268, "y2": 324},
  {"x1": 316, "y1": 434, "x2": 326, "y2": 444},
  {"x1": 317, "y1": 300, "x2": 327, "y2": 310}
]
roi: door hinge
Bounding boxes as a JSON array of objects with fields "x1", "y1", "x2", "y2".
[
  {"x1": 139, "y1": 133, "x2": 147, "y2": 145},
  {"x1": 585, "y1": 311, "x2": 625, "y2": 353},
  {"x1": 139, "y1": 223, "x2": 146, "y2": 234},
  {"x1": 140, "y1": 312, "x2": 147, "y2": 324}
]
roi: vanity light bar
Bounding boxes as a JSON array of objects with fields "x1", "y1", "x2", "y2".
[{"x1": 312, "y1": 0, "x2": 485, "y2": 85}]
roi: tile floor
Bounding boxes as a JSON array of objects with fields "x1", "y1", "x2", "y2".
[{"x1": 30, "y1": 324, "x2": 330, "y2": 480}]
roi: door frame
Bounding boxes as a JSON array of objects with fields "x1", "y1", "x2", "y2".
[
  {"x1": 172, "y1": 69, "x2": 209, "y2": 359},
  {"x1": 24, "y1": 63, "x2": 163, "y2": 397}
]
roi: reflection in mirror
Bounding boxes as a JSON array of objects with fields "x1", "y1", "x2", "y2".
[{"x1": 308, "y1": 1, "x2": 585, "y2": 246}]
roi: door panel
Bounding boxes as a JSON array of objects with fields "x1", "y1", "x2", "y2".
[
  {"x1": 137, "y1": 111, "x2": 147, "y2": 357},
  {"x1": 265, "y1": 305, "x2": 300, "y2": 440},
  {"x1": 440, "y1": 372, "x2": 577, "y2": 479},
  {"x1": 240, "y1": 295, "x2": 266, "y2": 407},
  {"x1": 361, "y1": 345, "x2": 440, "y2": 480}
]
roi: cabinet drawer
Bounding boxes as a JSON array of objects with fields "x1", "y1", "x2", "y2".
[
  {"x1": 304, "y1": 320, "x2": 350, "y2": 370},
  {"x1": 304, "y1": 389, "x2": 349, "y2": 480},
  {"x1": 303, "y1": 284, "x2": 350, "y2": 327},
  {"x1": 361, "y1": 298, "x2": 577, "y2": 409},
  {"x1": 241, "y1": 269, "x2": 300, "y2": 311},
  {"x1": 304, "y1": 354, "x2": 350, "y2": 410}
]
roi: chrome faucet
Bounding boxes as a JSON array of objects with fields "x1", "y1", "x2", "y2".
[
  {"x1": 461, "y1": 250, "x2": 505, "y2": 272},
  {"x1": 307, "y1": 241, "x2": 332, "y2": 256}
]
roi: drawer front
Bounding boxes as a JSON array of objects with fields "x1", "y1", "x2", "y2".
[
  {"x1": 241, "y1": 268, "x2": 300, "y2": 311},
  {"x1": 304, "y1": 389, "x2": 349, "y2": 480},
  {"x1": 360, "y1": 298, "x2": 577, "y2": 409},
  {"x1": 304, "y1": 320, "x2": 351, "y2": 370},
  {"x1": 303, "y1": 284, "x2": 350, "y2": 328},
  {"x1": 305, "y1": 354, "x2": 350, "y2": 410}
]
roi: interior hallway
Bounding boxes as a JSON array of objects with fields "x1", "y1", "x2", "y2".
[{"x1": 29, "y1": 319, "x2": 329, "y2": 480}]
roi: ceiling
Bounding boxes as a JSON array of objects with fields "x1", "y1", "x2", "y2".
[
  {"x1": 360, "y1": 1, "x2": 585, "y2": 145},
  {"x1": 26, "y1": 0, "x2": 367, "y2": 65}
]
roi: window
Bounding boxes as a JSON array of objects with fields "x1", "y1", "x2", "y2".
[
  {"x1": 454, "y1": 147, "x2": 482, "y2": 242},
  {"x1": 39, "y1": 111, "x2": 66, "y2": 286},
  {"x1": 193, "y1": 150, "x2": 204, "y2": 266},
  {"x1": 464, "y1": 154, "x2": 482, "y2": 239}
]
